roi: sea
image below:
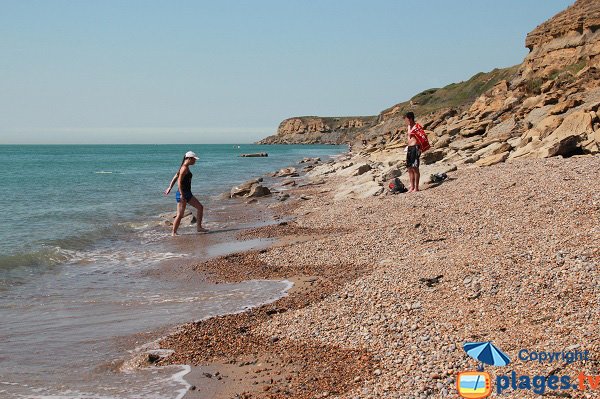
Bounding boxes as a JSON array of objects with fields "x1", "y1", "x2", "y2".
[{"x1": 0, "y1": 144, "x2": 346, "y2": 399}]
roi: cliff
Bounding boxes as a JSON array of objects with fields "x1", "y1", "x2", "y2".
[
  {"x1": 257, "y1": 116, "x2": 377, "y2": 144},
  {"x1": 260, "y1": 0, "x2": 600, "y2": 165},
  {"x1": 522, "y1": 0, "x2": 600, "y2": 78}
]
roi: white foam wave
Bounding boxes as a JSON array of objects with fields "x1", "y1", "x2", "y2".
[
  {"x1": 172, "y1": 365, "x2": 192, "y2": 399},
  {"x1": 56, "y1": 246, "x2": 186, "y2": 267}
]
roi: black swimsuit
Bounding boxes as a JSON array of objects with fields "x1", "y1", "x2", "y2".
[
  {"x1": 176, "y1": 171, "x2": 193, "y2": 202},
  {"x1": 181, "y1": 171, "x2": 192, "y2": 193}
]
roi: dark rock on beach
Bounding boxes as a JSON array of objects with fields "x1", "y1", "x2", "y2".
[{"x1": 239, "y1": 153, "x2": 268, "y2": 157}]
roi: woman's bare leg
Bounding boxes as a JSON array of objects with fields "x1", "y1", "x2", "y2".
[
  {"x1": 187, "y1": 196, "x2": 207, "y2": 232},
  {"x1": 172, "y1": 201, "x2": 187, "y2": 236}
]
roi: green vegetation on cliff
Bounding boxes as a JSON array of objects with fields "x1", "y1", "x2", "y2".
[{"x1": 381, "y1": 65, "x2": 519, "y2": 118}]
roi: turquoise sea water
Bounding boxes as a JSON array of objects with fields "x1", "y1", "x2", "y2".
[
  {"x1": 0, "y1": 143, "x2": 345, "y2": 399},
  {"x1": 0, "y1": 144, "x2": 344, "y2": 276}
]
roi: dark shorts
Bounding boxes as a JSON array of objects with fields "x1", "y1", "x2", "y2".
[
  {"x1": 406, "y1": 145, "x2": 421, "y2": 169},
  {"x1": 176, "y1": 191, "x2": 193, "y2": 203}
]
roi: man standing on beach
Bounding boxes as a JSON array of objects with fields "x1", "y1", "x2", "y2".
[{"x1": 404, "y1": 112, "x2": 422, "y2": 192}]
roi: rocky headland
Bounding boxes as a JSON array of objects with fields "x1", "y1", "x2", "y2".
[
  {"x1": 259, "y1": 116, "x2": 377, "y2": 145},
  {"x1": 260, "y1": 0, "x2": 600, "y2": 178}
]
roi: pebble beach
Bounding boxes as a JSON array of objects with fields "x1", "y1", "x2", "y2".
[{"x1": 157, "y1": 155, "x2": 599, "y2": 399}]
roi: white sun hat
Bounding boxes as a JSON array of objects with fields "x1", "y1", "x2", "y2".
[{"x1": 185, "y1": 151, "x2": 199, "y2": 159}]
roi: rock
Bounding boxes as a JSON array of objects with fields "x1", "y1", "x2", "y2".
[
  {"x1": 549, "y1": 98, "x2": 584, "y2": 115},
  {"x1": 281, "y1": 179, "x2": 296, "y2": 186},
  {"x1": 486, "y1": 117, "x2": 516, "y2": 139},
  {"x1": 469, "y1": 99, "x2": 505, "y2": 121},
  {"x1": 459, "y1": 120, "x2": 490, "y2": 137},
  {"x1": 522, "y1": 0, "x2": 600, "y2": 78},
  {"x1": 475, "y1": 151, "x2": 510, "y2": 167},
  {"x1": 230, "y1": 178, "x2": 262, "y2": 198},
  {"x1": 508, "y1": 138, "x2": 544, "y2": 160},
  {"x1": 353, "y1": 164, "x2": 372, "y2": 176},
  {"x1": 299, "y1": 157, "x2": 321, "y2": 164},
  {"x1": 446, "y1": 118, "x2": 475, "y2": 136},
  {"x1": 259, "y1": 116, "x2": 377, "y2": 144},
  {"x1": 522, "y1": 95, "x2": 543, "y2": 110},
  {"x1": 277, "y1": 193, "x2": 290, "y2": 201},
  {"x1": 537, "y1": 111, "x2": 592, "y2": 157},
  {"x1": 472, "y1": 142, "x2": 512, "y2": 159},
  {"x1": 433, "y1": 135, "x2": 451, "y2": 149},
  {"x1": 524, "y1": 114, "x2": 563, "y2": 140},
  {"x1": 421, "y1": 149, "x2": 446, "y2": 165},
  {"x1": 540, "y1": 79, "x2": 555, "y2": 93},
  {"x1": 239, "y1": 152, "x2": 268, "y2": 157},
  {"x1": 300, "y1": 179, "x2": 326, "y2": 187},
  {"x1": 273, "y1": 167, "x2": 299, "y2": 178},
  {"x1": 181, "y1": 213, "x2": 197, "y2": 225},
  {"x1": 247, "y1": 185, "x2": 271, "y2": 198},
  {"x1": 382, "y1": 165, "x2": 404, "y2": 181},
  {"x1": 449, "y1": 136, "x2": 483, "y2": 151}
]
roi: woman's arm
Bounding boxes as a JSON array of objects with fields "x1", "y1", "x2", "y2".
[{"x1": 164, "y1": 173, "x2": 179, "y2": 195}]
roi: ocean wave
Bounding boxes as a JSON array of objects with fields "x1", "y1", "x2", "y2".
[
  {"x1": 0, "y1": 244, "x2": 185, "y2": 274},
  {"x1": 44, "y1": 222, "x2": 149, "y2": 251},
  {"x1": 0, "y1": 246, "x2": 74, "y2": 271}
]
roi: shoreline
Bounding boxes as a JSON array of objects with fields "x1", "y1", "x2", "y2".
[
  {"x1": 153, "y1": 153, "x2": 598, "y2": 399},
  {"x1": 112, "y1": 150, "x2": 350, "y2": 396}
]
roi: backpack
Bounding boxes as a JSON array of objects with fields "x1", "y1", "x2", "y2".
[
  {"x1": 388, "y1": 177, "x2": 408, "y2": 194},
  {"x1": 409, "y1": 123, "x2": 431, "y2": 152}
]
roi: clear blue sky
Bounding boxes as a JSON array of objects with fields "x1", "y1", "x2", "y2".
[{"x1": 0, "y1": 0, "x2": 573, "y2": 144}]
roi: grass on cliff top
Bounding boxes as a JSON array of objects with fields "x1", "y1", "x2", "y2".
[{"x1": 385, "y1": 65, "x2": 519, "y2": 117}]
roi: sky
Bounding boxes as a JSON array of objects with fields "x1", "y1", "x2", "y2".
[{"x1": 0, "y1": 0, "x2": 574, "y2": 144}]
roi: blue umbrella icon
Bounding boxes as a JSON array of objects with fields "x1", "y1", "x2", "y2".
[{"x1": 463, "y1": 341, "x2": 511, "y2": 370}]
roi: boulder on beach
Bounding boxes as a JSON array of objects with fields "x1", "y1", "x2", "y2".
[
  {"x1": 299, "y1": 157, "x2": 321, "y2": 164},
  {"x1": 230, "y1": 178, "x2": 263, "y2": 198},
  {"x1": 247, "y1": 185, "x2": 271, "y2": 198},
  {"x1": 273, "y1": 167, "x2": 299, "y2": 178},
  {"x1": 353, "y1": 164, "x2": 372, "y2": 176},
  {"x1": 230, "y1": 177, "x2": 272, "y2": 199}
]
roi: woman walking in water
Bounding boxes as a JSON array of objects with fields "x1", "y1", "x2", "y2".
[{"x1": 164, "y1": 151, "x2": 208, "y2": 235}]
